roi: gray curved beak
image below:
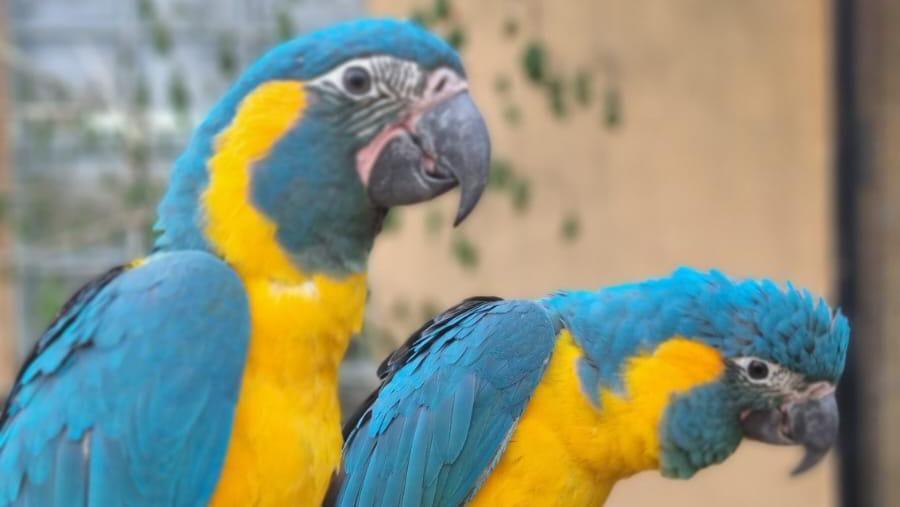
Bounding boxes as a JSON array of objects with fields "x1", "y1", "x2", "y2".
[
  {"x1": 367, "y1": 91, "x2": 491, "y2": 226},
  {"x1": 740, "y1": 391, "x2": 839, "y2": 475}
]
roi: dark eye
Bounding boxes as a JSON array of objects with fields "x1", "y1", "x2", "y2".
[
  {"x1": 747, "y1": 360, "x2": 770, "y2": 380},
  {"x1": 342, "y1": 66, "x2": 371, "y2": 95}
]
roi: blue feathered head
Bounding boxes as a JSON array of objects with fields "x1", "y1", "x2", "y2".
[{"x1": 155, "y1": 19, "x2": 491, "y2": 275}]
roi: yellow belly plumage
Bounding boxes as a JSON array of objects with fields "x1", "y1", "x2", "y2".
[
  {"x1": 470, "y1": 331, "x2": 725, "y2": 507},
  {"x1": 209, "y1": 273, "x2": 366, "y2": 506},
  {"x1": 198, "y1": 80, "x2": 368, "y2": 505}
]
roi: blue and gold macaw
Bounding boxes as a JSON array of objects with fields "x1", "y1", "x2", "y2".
[
  {"x1": 330, "y1": 268, "x2": 850, "y2": 507},
  {"x1": 0, "y1": 19, "x2": 490, "y2": 506}
]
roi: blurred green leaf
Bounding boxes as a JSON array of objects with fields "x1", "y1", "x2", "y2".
[
  {"x1": 561, "y1": 212, "x2": 581, "y2": 243},
  {"x1": 134, "y1": 75, "x2": 150, "y2": 110},
  {"x1": 150, "y1": 20, "x2": 172, "y2": 55},
  {"x1": 128, "y1": 142, "x2": 151, "y2": 170},
  {"x1": 425, "y1": 207, "x2": 444, "y2": 237},
  {"x1": 546, "y1": 77, "x2": 567, "y2": 118},
  {"x1": 511, "y1": 178, "x2": 531, "y2": 213},
  {"x1": 574, "y1": 70, "x2": 593, "y2": 106},
  {"x1": 503, "y1": 18, "x2": 519, "y2": 38},
  {"x1": 216, "y1": 32, "x2": 238, "y2": 78},
  {"x1": 381, "y1": 208, "x2": 402, "y2": 234},
  {"x1": 137, "y1": 0, "x2": 156, "y2": 19},
  {"x1": 37, "y1": 276, "x2": 68, "y2": 327},
  {"x1": 124, "y1": 180, "x2": 151, "y2": 208},
  {"x1": 276, "y1": 10, "x2": 295, "y2": 41},
  {"x1": 446, "y1": 26, "x2": 466, "y2": 50},
  {"x1": 488, "y1": 159, "x2": 514, "y2": 190},
  {"x1": 390, "y1": 298, "x2": 411, "y2": 322},
  {"x1": 522, "y1": 41, "x2": 547, "y2": 84},
  {"x1": 433, "y1": 0, "x2": 451, "y2": 20},
  {"x1": 168, "y1": 70, "x2": 190, "y2": 114},
  {"x1": 502, "y1": 104, "x2": 522, "y2": 127},
  {"x1": 420, "y1": 300, "x2": 441, "y2": 322},
  {"x1": 452, "y1": 234, "x2": 479, "y2": 270},
  {"x1": 494, "y1": 74, "x2": 512, "y2": 95},
  {"x1": 603, "y1": 85, "x2": 622, "y2": 129},
  {"x1": 410, "y1": 8, "x2": 433, "y2": 27},
  {"x1": 0, "y1": 192, "x2": 7, "y2": 224}
]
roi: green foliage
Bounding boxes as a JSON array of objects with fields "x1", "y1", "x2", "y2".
[
  {"x1": 433, "y1": 0, "x2": 451, "y2": 20},
  {"x1": 0, "y1": 192, "x2": 7, "y2": 224},
  {"x1": 124, "y1": 178, "x2": 153, "y2": 209},
  {"x1": 36, "y1": 276, "x2": 68, "y2": 327},
  {"x1": 446, "y1": 26, "x2": 466, "y2": 50},
  {"x1": 603, "y1": 85, "x2": 622, "y2": 128},
  {"x1": 150, "y1": 20, "x2": 172, "y2": 55},
  {"x1": 168, "y1": 70, "x2": 190, "y2": 114},
  {"x1": 503, "y1": 18, "x2": 519, "y2": 38},
  {"x1": 494, "y1": 75, "x2": 512, "y2": 95},
  {"x1": 420, "y1": 300, "x2": 441, "y2": 322},
  {"x1": 381, "y1": 208, "x2": 402, "y2": 234},
  {"x1": 425, "y1": 207, "x2": 444, "y2": 237},
  {"x1": 137, "y1": 0, "x2": 155, "y2": 19},
  {"x1": 510, "y1": 178, "x2": 531, "y2": 213},
  {"x1": 488, "y1": 159, "x2": 514, "y2": 190},
  {"x1": 133, "y1": 75, "x2": 151, "y2": 110},
  {"x1": 410, "y1": 8, "x2": 433, "y2": 27},
  {"x1": 546, "y1": 77, "x2": 567, "y2": 118},
  {"x1": 522, "y1": 41, "x2": 547, "y2": 84},
  {"x1": 561, "y1": 212, "x2": 581, "y2": 243},
  {"x1": 574, "y1": 70, "x2": 593, "y2": 106},
  {"x1": 276, "y1": 10, "x2": 295, "y2": 41},
  {"x1": 216, "y1": 33, "x2": 239, "y2": 78},
  {"x1": 390, "y1": 298, "x2": 412, "y2": 322},
  {"x1": 502, "y1": 104, "x2": 522, "y2": 126},
  {"x1": 451, "y1": 234, "x2": 479, "y2": 270}
]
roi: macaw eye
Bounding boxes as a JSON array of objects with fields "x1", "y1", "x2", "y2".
[
  {"x1": 747, "y1": 360, "x2": 770, "y2": 380},
  {"x1": 342, "y1": 66, "x2": 372, "y2": 95}
]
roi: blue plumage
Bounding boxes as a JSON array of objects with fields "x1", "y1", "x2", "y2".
[{"x1": 0, "y1": 252, "x2": 250, "y2": 505}]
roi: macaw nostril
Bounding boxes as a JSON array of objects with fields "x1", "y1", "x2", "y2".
[{"x1": 434, "y1": 77, "x2": 447, "y2": 94}]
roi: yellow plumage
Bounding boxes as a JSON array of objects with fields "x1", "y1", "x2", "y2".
[
  {"x1": 470, "y1": 331, "x2": 725, "y2": 507},
  {"x1": 202, "y1": 81, "x2": 367, "y2": 505}
]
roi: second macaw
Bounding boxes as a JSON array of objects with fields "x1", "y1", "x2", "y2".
[
  {"x1": 330, "y1": 268, "x2": 849, "y2": 506},
  {"x1": 0, "y1": 19, "x2": 490, "y2": 506}
]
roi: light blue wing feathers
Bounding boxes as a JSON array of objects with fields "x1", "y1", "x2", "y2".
[
  {"x1": 0, "y1": 250, "x2": 250, "y2": 506},
  {"x1": 330, "y1": 297, "x2": 560, "y2": 507}
]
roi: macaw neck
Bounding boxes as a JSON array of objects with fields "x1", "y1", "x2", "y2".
[{"x1": 153, "y1": 80, "x2": 382, "y2": 280}]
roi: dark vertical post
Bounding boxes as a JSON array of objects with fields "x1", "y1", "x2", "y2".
[
  {"x1": 836, "y1": 0, "x2": 900, "y2": 506},
  {"x1": 834, "y1": 0, "x2": 862, "y2": 504}
]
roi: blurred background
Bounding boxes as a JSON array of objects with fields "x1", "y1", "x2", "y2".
[{"x1": 0, "y1": 0, "x2": 895, "y2": 506}]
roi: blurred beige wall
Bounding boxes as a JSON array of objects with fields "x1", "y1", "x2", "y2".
[{"x1": 367, "y1": 1, "x2": 836, "y2": 506}]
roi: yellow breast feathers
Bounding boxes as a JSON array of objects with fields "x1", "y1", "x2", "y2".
[{"x1": 470, "y1": 331, "x2": 725, "y2": 507}]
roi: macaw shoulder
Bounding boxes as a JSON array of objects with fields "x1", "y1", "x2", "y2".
[
  {"x1": 470, "y1": 334, "x2": 725, "y2": 506},
  {"x1": 0, "y1": 250, "x2": 252, "y2": 506}
]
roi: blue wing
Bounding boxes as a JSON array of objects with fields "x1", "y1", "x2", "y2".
[
  {"x1": 0, "y1": 250, "x2": 250, "y2": 506},
  {"x1": 329, "y1": 297, "x2": 560, "y2": 507}
]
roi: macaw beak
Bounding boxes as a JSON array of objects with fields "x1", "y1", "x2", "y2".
[
  {"x1": 365, "y1": 90, "x2": 490, "y2": 226},
  {"x1": 740, "y1": 383, "x2": 839, "y2": 475}
]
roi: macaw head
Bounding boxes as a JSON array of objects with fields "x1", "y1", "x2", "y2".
[
  {"x1": 647, "y1": 269, "x2": 850, "y2": 478},
  {"x1": 555, "y1": 268, "x2": 849, "y2": 480},
  {"x1": 155, "y1": 19, "x2": 490, "y2": 276}
]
